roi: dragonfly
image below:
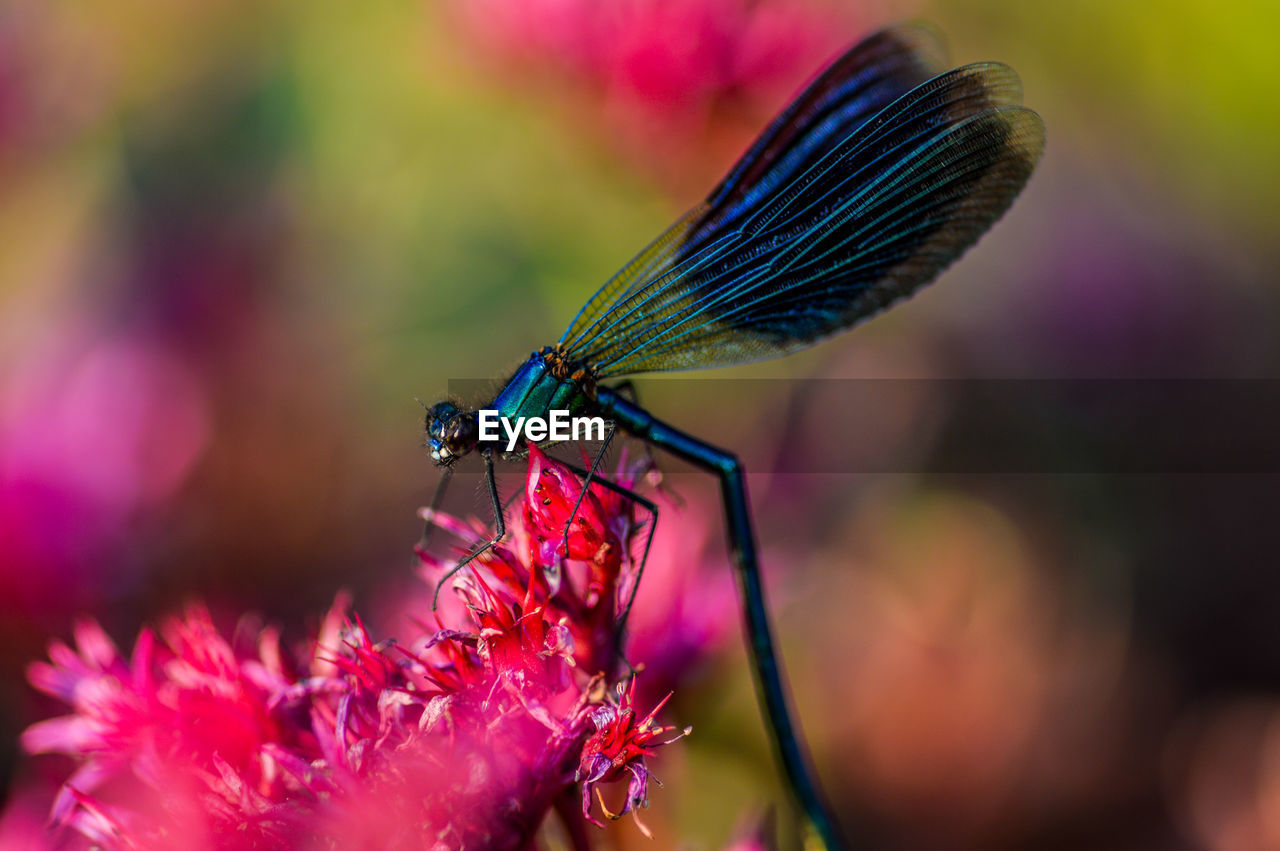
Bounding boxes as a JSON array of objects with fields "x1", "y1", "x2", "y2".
[{"x1": 423, "y1": 22, "x2": 1044, "y2": 850}]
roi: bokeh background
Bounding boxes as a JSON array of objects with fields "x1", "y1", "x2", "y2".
[{"x1": 3, "y1": 0, "x2": 1279, "y2": 848}]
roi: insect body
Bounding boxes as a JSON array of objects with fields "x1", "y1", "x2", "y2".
[{"x1": 425, "y1": 23, "x2": 1044, "y2": 849}]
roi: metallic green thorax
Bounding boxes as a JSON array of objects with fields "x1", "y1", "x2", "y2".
[{"x1": 487, "y1": 353, "x2": 594, "y2": 425}]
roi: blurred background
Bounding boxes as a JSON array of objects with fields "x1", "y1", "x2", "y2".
[{"x1": 2, "y1": 0, "x2": 1279, "y2": 848}]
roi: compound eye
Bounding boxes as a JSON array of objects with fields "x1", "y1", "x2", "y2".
[{"x1": 426, "y1": 402, "x2": 459, "y2": 439}]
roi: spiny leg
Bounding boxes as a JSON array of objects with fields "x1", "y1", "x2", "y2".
[
  {"x1": 558, "y1": 421, "x2": 615, "y2": 560},
  {"x1": 431, "y1": 449, "x2": 506, "y2": 609}
]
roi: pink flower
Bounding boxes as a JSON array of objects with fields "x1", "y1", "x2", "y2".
[
  {"x1": 384, "y1": 455, "x2": 737, "y2": 715},
  {"x1": 23, "y1": 606, "x2": 316, "y2": 847},
  {"x1": 577, "y1": 679, "x2": 690, "y2": 837},
  {"x1": 420, "y1": 444, "x2": 647, "y2": 676},
  {"x1": 524, "y1": 443, "x2": 623, "y2": 577},
  {"x1": 24, "y1": 449, "x2": 689, "y2": 849}
]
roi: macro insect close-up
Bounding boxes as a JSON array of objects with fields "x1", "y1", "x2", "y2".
[
  {"x1": 420, "y1": 22, "x2": 1043, "y2": 848},
  {"x1": 2, "y1": 3, "x2": 1278, "y2": 850}
]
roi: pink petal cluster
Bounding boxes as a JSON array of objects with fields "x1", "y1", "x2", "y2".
[
  {"x1": 23, "y1": 447, "x2": 685, "y2": 849},
  {"x1": 577, "y1": 681, "x2": 689, "y2": 838},
  {"x1": 451, "y1": 0, "x2": 849, "y2": 107}
]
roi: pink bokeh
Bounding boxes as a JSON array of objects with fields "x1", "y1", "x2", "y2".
[
  {"x1": 448, "y1": 0, "x2": 862, "y2": 183},
  {"x1": 0, "y1": 328, "x2": 209, "y2": 612}
]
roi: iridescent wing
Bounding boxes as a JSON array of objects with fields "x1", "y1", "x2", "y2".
[
  {"x1": 558, "y1": 27, "x2": 1043, "y2": 378},
  {"x1": 558, "y1": 22, "x2": 948, "y2": 357}
]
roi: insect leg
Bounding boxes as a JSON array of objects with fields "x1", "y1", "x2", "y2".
[
  {"x1": 431, "y1": 449, "x2": 506, "y2": 609},
  {"x1": 608, "y1": 380, "x2": 682, "y2": 506},
  {"x1": 600, "y1": 390, "x2": 846, "y2": 850},
  {"x1": 558, "y1": 421, "x2": 615, "y2": 559}
]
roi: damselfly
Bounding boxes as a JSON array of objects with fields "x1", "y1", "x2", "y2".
[{"x1": 423, "y1": 23, "x2": 1044, "y2": 849}]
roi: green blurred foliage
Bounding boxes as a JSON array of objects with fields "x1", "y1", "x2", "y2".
[
  {"x1": 934, "y1": 0, "x2": 1280, "y2": 240},
  {"x1": 286, "y1": 3, "x2": 672, "y2": 390}
]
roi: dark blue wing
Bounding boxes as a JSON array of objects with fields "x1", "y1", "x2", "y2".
[
  {"x1": 558, "y1": 22, "x2": 948, "y2": 358},
  {"x1": 558, "y1": 28, "x2": 1043, "y2": 378}
]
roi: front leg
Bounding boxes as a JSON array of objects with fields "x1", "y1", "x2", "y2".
[{"x1": 431, "y1": 449, "x2": 506, "y2": 609}]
